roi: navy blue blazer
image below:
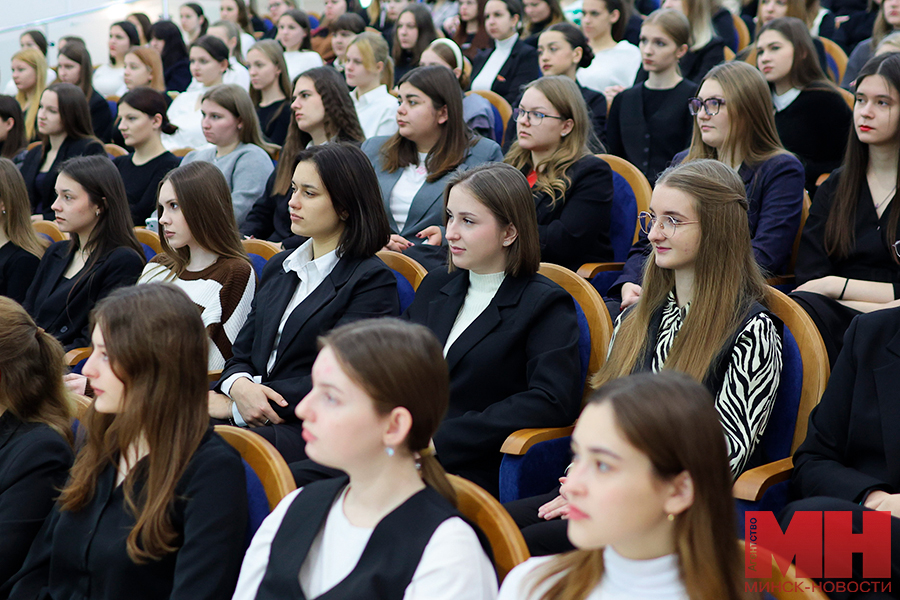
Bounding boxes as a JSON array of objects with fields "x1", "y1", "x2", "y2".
[
  {"x1": 216, "y1": 251, "x2": 400, "y2": 421},
  {"x1": 404, "y1": 268, "x2": 582, "y2": 495},
  {"x1": 19, "y1": 138, "x2": 106, "y2": 220},
  {"x1": 23, "y1": 243, "x2": 145, "y2": 350},
  {"x1": 791, "y1": 307, "x2": 900, "y2": 503},
  {"x1": 611, "y1": 151, "x2": 805, "y2": 295},
  {"x1": 0, "y1": 412, "x2": 73, "y2": 587},
  {"x1": 470, "y1": 38, "x2": 542, "y2": 106}
]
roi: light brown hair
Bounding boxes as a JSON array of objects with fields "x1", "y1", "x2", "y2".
[
  {"x1": 201, "y1": 84, "x2": 279, "y2": 156},
  {"x1": 247, "y1": 40, "x2": 292, "y2": 126},
  {"x1": 57, "y1": 42, "x2": 96, "y2": 99},
  {"x1": 58, "y1": 283, "x2": 211, "y2": 563},
  {"x1": 319, "y1": 318, "x2": 457, "y2": 505},
  {"x1": 592, "y1": 159, "x2": 769, "y2": 387},
  {"x1": 0, "y1": 296, "x2": 72, "y2": 443},
  {"x1": 126, "y1": 47, "x2": 167, "y2": 92},
  {"x1": 642, "y1": 8, "x2": 691, "y2": 53},
  {"x1": 0, "y1": 158, "x2": 45, "y2": 258},
  {"x1": 349, "y1": 32, "x2": 395, "y2": 88},
  {"x1": 12, "y1": 48, "x2": 48, "y2": 141}
]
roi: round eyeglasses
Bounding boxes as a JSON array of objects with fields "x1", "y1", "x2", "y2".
[
  {"x1": 639, "y1": 211, "x2": 700, "y2": 238},
  {"x1": 688, "y1": 97, "x2": 726, "y2": 117},
  {"x1": 512, "y1": 108, "x2": 565, "y2": 126}
]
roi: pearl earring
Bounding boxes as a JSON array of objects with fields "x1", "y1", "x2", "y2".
[
  {"x1": 667, "y1": 513, "x2": 675, "y2": 522},
  {"x1": 385, "y1": 446, "x2": 395, "y2": 457},
  {"x1": 95, "y1": 211, "x2": 100, "y2": 216}
]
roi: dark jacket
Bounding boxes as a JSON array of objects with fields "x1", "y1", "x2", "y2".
[
  {"x1": 216, "y1": 252, "x2": 400, "y2": 421},
  {"x1": 635, "y1": 37, "x2": 727, "y2": 84},
  {"x1": 240, "y1": 170, "x2": 294, "y2": 243},
  {"x1": 0, "y1": 412, "x2": 73, "y2": 587},
  {"x1": 164, "y1": 57, "x2": 192, "y2": 93},
  {"x1": 404, "y1": 269, "x2": 582, "y2": 496},
  {"x1": 23, "y1": 243, "x2": 145, "y2": 350},
  {"x1": 20, "y1": 138, "x2": 106, "y2": 220},
  {"x1": 471, "y1": 38, "x2": 541, "y2": 106},
  {"x1": 0, "y1": 242, "x2": 41, "y2": 303},
  {"x1": 88, "y1": 90, "x2": 113, "y2": 142}
]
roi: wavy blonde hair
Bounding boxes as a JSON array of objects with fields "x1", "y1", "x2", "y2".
[{"x1": 12, "y1": 48, "x2": 48, "y2": 141}]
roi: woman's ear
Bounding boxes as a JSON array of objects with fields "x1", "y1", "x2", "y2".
[
  {"x1": 662, "y1": 471, "x2": 695, "y2": 517},
  {"x1": 375, "y1": 60, "x2": 385, "y2": 74},
  {"x1": 502, "y1": 223, "x2": 518, "y2": 247},
  {"x1": 572, "y1": 46, "x2": 583, "y2": 64},
  {"x1": 150, "y1": 112, "x2": 163, "y2": 130},
  {"x1": 560, "y1": 118, "x2": 574, "y2": 138},
  {"x1": 437, "y1": 104, "x2": 449, "y2": 125},
  {"x1": 676, "y1": 43, "x2": 689, "y2": 60},
  {"x1": 610, "y1": 8, "x2": 621, "y2": 24},
  {"x1": 383, "y1": 406, "x2": 413, "y2": 449},
  {"x1": 452, "y1": 66, "x2": 462, "y2": 79}
]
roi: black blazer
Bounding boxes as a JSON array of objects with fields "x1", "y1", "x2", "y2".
[
  {"x1": 19, "y1": 138, "x2": 106, "y2": 220},
  {"x1": 216, "y1": 252, "x2": 400, "y2": 421},
  {"x1": 88, "y1": 90, "x2": 113, "y2": 142},
  {"x1": 23, "y1": 243, "x2": 145, "y2": 350},
  {"x1": 791, "y1": 307, "x2": 900, "y2": 503},
  {"x1": 0, "y1": 242, "x2": 41, "y2": 303},
  {"x1": 470, "y1": 38, "x2": 541, "y2": 106},
  {"x1": 606, "y1": 79, "x2": 698, "y2": 184},
  {"x1": 163, "y1": 57, "x2": 192, "y2": 93},
  {"x1": 0, "y1": 412, "x2": 73, "y2": 587},
  {"x1": 533, "y1": 155, "x2": 614, "y2": 270},
  {"x1": 404, "y1": 269, "x2": 583, "y2": 495}
]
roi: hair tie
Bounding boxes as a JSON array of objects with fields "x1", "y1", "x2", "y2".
[
  {"x1": 430, "y1": 38, "x2": 464, "y2": 71},
  {"x1": 35, "y1": 326, "x2": 44, "y2": 339}
]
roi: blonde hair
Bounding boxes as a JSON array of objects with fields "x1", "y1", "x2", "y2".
[
  {"x1": 685, "y1": 61, "x2": 787, "y2": 167},
  {"x1": 348, "y1": 32, "x2": 395, "y2": 88},
  {"x1": 12, "y1": 48, "x2": 48, "y2": 141},
  {"x1": 681, "y1": 0, "x2": 714, "y2": 50},
  {"x1": 126, "y1": 48, "x2": 167, "y2": 92},
  {"x1": 504, "y1": 76, "x2": 593, "y2": 207}
]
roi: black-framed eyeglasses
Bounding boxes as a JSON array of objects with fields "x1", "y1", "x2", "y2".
[
  {"x1": 688, "y1": 97, "x2": 726, "y2": 117},
  {"x1": 639, "y1": 211, "x2": 700, "y2": 238},
  {"x1": 513, "y1": 108, "x2": 565, "y2": 125},
  {"x1": 893, "y1": 240, "x2": 900, "y2": 259}
]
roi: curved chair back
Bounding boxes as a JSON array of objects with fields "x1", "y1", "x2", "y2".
[
  {"x1": 724, "y1": 46, "x2": 736, "y2": 61},
  {"x1": 72, "y1": 394, "x2": 92, "y2": 421},
  {"x1": 469, "y1": 89, "x2": 513, "y2": 145},
  {"x1": 134, "y1": 227, "x2": 162, "y2": 261},
  {"x1": 733, "y1": 13, "x2": 750, "y2": 51},
  {"x1": 33, "y1": 220, "x2": 65, "y2": 243},
  {"x1": 65, "y1": 346, "x2": 92, "y2": 374},
  {"x1": 377, "y1": 250, "x2": 428, "y2": 312},
  {"x1": 104, "y1": 143, "x2": 128, "y2": 157},
  {"x1": 838, "y1": 87, "x2": 854, "y2": 110},
  {"x1": 242, "y1": 239, "x2": 282, "y2": 278},
  {"x1": 537, "y1": 263, "x2": 613, "y2": 399},
  {"x1": 597, "y1": 154, "x2": 652, "y2": 248},
  {"x1": 171, "y1": 147, "x2": 193, "y2": 157},
  {"x1": 820, "y1": 37, "x2": 848, "y2": 84},
  {"x1": 447, "y1": 474, "x2": 529, "y2": 582}
]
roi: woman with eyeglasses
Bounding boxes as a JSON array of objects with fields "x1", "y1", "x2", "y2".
[
  {"x1": 611, "y1": 61, "x2": 805, "y2": 312},
  {"x1": 504, "y1": 159, "x2": 781, "y2": 557},
  {"x1": 791, "y1": 52, "x2": 900, "y2": 367}
]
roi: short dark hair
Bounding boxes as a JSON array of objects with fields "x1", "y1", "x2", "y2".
[
  {"x1": 149, "y1": 20, "x2": 190, "y2": 68},
  {"x1": 280, "y1": 9, "x2": 313, "y2": 51},
  {"x1": 190, "y1": 34, "x2": 230, "y2": 63},
  {"x1": 331, "y1": 12, "x2": 366, "y2": 34},
  {"x1": 293, "y1": 143, "x2": 391, "y2": 259},
  {"x1": 545, "y1": 23, "x2": 594, "y2": 68},
  {"x1": 22, "y1": 30, "x2": 48, "y2": 55},
  {"x1": 443, "y1": 162, "x2": 541, "y2": 277},
  {"x1": 0, "y1": 96, "x2": 26, "y2": 160}
]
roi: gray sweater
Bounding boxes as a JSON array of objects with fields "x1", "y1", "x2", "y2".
[{"x1": 181, "y1": 143, "x2": 274, "y2": 225}]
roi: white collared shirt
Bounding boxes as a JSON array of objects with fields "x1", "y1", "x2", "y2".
[
  {"x1": 352, "y1": 84, "x2": 399, "y2": 139},
  {"x1": 471, "y1": 33, "x2": 519, "y2": 92},
  {"x1": 223, "y1": 239, "x2": 339, "y2": 425},
  {"x1": 772, "y1": 87, "x2": 802, "y2": 112}
]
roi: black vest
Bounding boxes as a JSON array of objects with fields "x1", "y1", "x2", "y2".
[{"x1": 254, "y1": 476, "x2": 493, "y2": 599}]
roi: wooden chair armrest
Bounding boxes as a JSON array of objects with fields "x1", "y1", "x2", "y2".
[
  {"x1": 576, "y1": 263, "x2": 625, "y2": 279},
  {"x1": 208, "y1": 370, "x2": 223, "y2": 384},
  {"x1": 65, "y1": 347, "x2": 92, "y2": 367},
  {"x1": 500, "y1": 426, "x2": 575, "y2": 456},
  {"x1": 733, "y1": 457, "x2": 794, "y2": 502},
  {"x1": 766, "y1": 275, "x2": 796, "y2": 287}
]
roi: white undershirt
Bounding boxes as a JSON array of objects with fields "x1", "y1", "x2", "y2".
[
  {"x1": 221, "y1": 238, "x2": 338, "y2": 425},
  {"x1": 390, "y1": 152, "x2": 429, "y2": 232},
  {"x1": 231, "y1": 486, "x2": 499, "y2": 600},
  {"x1": 471, "y1": 34, "x2": 518, "y2": 92},
  {"x1": 498, "y1": 546, "x2": 688, "y2": 600},
  {"x1": 444, "y1": 271, "x2": 506, "y2": 355},
  {"x1": 772, "y1": 87, "x2": 802, "y2": 112}
]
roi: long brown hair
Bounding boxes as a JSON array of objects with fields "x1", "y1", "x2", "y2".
[
  {"x1": 454, "y1": 0, "x2": 492, "y2": 59},
  {"x1": 126, "y1": 47, "x2": 167, "y2": 92},
  {"x1": 57, "y1": 42, "x2": 95, "y2": 99},
  {"x1": 58, "y1": 283, "x2": 211, "y2": 563},
  {"x1": 871, "y1": 0, "x2": 900, "y2": 49},
  {"x1": 247, "y1": 40, "x2": 292, "y2": 128},
  {"x1": 0, "y1": 158, "x2": 44, "y2": 258},
  {"x1": 392, "y1": 5, "x2": 440, "y2": 68},
  {"x1": 39, "y1": 83, "x2": 99, "y2": 158},
  {"x1": 0, "y1": 96, "x2": 27, "y2": 159},
  {"x1": 684, "y1": 62, "x2": 788, "y2": 168},
  {"x1": 525, "y1": 0, "x2": 565, "y2": 34},
  {"x1": 826, "y1": 53, "x2": 900, "y2": 261},
  {"x1": 381, "y1": 66, "x2": 475, "y2": 183},
  {"x1": 592, "y1": 159, "x2": 769, "y2": 387},
  {"x1": 757, "y1": 18, "x2": 834, "y2": 92},
  {"x1": 320, "y1": 318, "x2": 457, "y2": 505},
  {"x1": 505, "y1": 76, "x2": 593, "y2": 207},
  {"x1": 12, "y1": 48, "x2": 48, "y2": 141},
  {"x1": 528, "y1": 372, "x2": 752, "y2": 600},
  {"x1": 201, "y1": 84, "x2": 279, "y2": 156},
  {"x1": 0, "y1": 297, "x2": 72, "y2": 444},
  {"x1": 156, "y1": 162, "x2": 250, "y2": 277}
]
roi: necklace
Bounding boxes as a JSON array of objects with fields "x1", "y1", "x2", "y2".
[{"x1": 875, "y1": 186, "x2": 897, "y2": 212}]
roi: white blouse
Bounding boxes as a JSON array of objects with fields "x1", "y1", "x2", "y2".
[
  {"x1": 353, "y1": 85, "x2": 399, "y2": 139},
  {"x1": 93, "y1": 64, "x2": 126, "y2": 97},
  {"x1": 576, "y1": 41, "x2": 642, "y2": 93},
  {"x1": 284, "y1": 50, "x2": 325, "y2": 81},
  {"x1": 161, "y1": 88, "x2": 213, "y2": 151},
  {"x1": 471, "y1": 34, "x2": 519, "y2": 92}
]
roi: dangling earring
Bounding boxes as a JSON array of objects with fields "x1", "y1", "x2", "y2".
[{"x1": 385, "y1": 446, "x2": 395, "y2": 457}]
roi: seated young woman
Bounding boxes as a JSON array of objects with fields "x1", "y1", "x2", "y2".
[
  {"x1": 204, "y1": 21, "x2": 252, "y2": 91},
  {"x1": 451, "y1": 0, "x2": 493, "y2": 60},
  {"x1": 470, "y1": 0, "x2": 541, "y2": 106},
  {"x1": 54, "y1": 42, "x2": 113, "y2": 142},
  {"x1": 121, "y1": 48, "x2": 168, "y2": 96},
  {"x1": 19, "y1": 83, "x2": 106, "y2": 221},
  {"x1": 162, "y1": 35, "x2": 230, "y2": 151},
  {"x1": 92, "y1": 21, "x2": 139, "y2": 98},
  {"x1": 309, "y1": 0, "x2": 364, "y2": 63},
  {"x1": 277, "y1": 9, "x2": 325, "y2": 81},
  {"x1": 345, "y1": 32, "x2": 400, "y2": 139},
  {"x1": 231, "y1": 319, "x2": 498, "y2": 599},
  {"x1": 247, "y1": 40, "x2": 293, "y2": 146},
  {"x1": 113, "y1": 88, "x2": 182, "y2": 226},
  {"x1": 757, "y1": 17, "x2": 852, "y2": 194},
  {"x1": 613, "y1": 61, "x2": 806, "y2": 309},
  {"x1": 607, "y1": 9, "x2": 698, "y2": 185},
  {"x1": 507, "y1": 159, "x2": 782, "y2": 556},
  {"x1": 504, "y1": 23, "x2": 606, "y2": 151},
  {"x1": 792, "y1": 52, "x2": 900, "y2": 367},
  {"x1": 0, "y1": 299, "x2": 73, "y2": 588},
  {"x1": 241, "y1": 67, "x2": 365, "y2": 245},
  {"x1": 180, "y1": 2, "x2": 210, "y2": 45},
  {"x1": 639, "y1": 0, "x2": 726, "y2": 84},
  {"x1": 392, "y1": 4, "x2": 441, "y2": 84},
  {"x1": 4, "y1": 284, "x2": 248, "y2": 600},
  {"x1": 140, "y1": 162, "x2": 255, "y2": 371},
  {"x1": 10, "y1": 49, "x2": 48, "y2": 144},
  {"x1": 841, "y1": 0, "x2": 900, "y2": 89},
  {"x1": 0, "y1": 160, "x2": 44, "y2": 302},
  {"x1": 499, "y1": 372, "x2": 749, "y2": 600},
  {"x1": 0, "y1": 96, "x2": 28, "y2": 164},
  {"x1": 181, "y1": 85, "x2": 277, "y2": 225},
  {"x1": 362, "y1": 66, "x2": 504, "y2": 271},
  {"x1": 148, "y1": 20, "x2": 193, "y2": 93},
  {"x1": 209, "y1": 143, "x2": 399, "y2": 462},
  {"x1": 24, "y1": 156, "x2": 145, "y2": 350},
  {"x1": 404, "y1": 162, "x2": 582, "y2": 497},
  {"x1": 329, "y1": 12, "x2": 366, "y2": 72},
  {"x1": 575, "y1": 0, "x2": 641, "y2": 95},
  {"x1": 504, "y1": 76, "x2": 614, "y2": 270}
]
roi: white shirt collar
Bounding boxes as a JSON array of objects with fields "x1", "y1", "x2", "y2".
[
  {"x1": 772, "y1": 87, "x2": 801, "y2": 112},
  {"x1": 353, "y1": 84, "x2": 391, "y2": 107},
  {"x1": 495, "y1": 32, "x2": 519, "y2": 52},
  {"x1": 282, "y1": 238, "x2": 340, "y2": 280}
]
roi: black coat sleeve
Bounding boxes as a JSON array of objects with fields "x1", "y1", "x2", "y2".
[
  {"x1": 89, "y1": 92, "x2": 113, "y2": 143},
  {"x1": 165, "y1": 59, "x2": 192, "y2": 93},
  {"x1": 606, "y1": 92, "x2": 625, "y2": 158},
  {"x1": 1, "y1": 250, "x2": 41, "y2": 304},
  {"x1": 240, "y1": 171, "x2": 278, "y2": 240},
  {"x1": 794, "y1": 171, "x2": 839, "y2": 284}
]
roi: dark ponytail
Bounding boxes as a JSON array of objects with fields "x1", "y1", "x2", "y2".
[{"x1": 119, "y1": 87, "x2": 179, "y2": 135}]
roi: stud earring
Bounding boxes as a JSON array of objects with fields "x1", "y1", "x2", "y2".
[
  {"x1": 95, "y1": 211, "x2": 100, "y2": 216},
  {"x1": 667, "y1": 513, "x2": 675, "y2": 522},
  {"x1": 385, "y1": 446, "x2": 395, "y2": 457}
]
